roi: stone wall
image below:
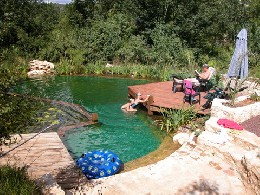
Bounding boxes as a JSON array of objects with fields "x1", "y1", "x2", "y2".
[{"x1": 210, "y1": 97, "x2": 260, "y2": 124}]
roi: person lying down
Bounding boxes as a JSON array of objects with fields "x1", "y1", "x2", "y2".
[{"x1": 121, "y1": 92, "x2": 150, "y2": 112}]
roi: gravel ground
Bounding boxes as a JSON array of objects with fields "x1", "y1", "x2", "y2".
[{"x1": 241, "y1": 115, "x2": 260, "y2": 137}]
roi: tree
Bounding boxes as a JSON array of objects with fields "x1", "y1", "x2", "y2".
[{"x1": 0, "y1": 0, "x2": 59, "y2": 55}]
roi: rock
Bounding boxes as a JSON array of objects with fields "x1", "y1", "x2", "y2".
[
  {"x1": 237, "y1": 157, "x2": 260, "y2": 194},
  {"x1": 205, "y1": 117, "x2": 223, "y2": 133},
  {"x1": 38, "y1": 173, "x2": 65, "y2": 195},
  {"x1": 197, "y1": 129, "x2": 231, "y2": 145},
  {"x1": 27, "y1": 60, "x2": 55, "y2": 77},
  {"x1": 223, "y1": 78, "x2": 260, "y2": 96},
  {"x1": 27, "y1": 69, "x2": 47, "y2": 76},
  {"x1": 210, "y1": 98, "x2": 260, "y2": 123},
  {"x1": 106, "y1": 63, "x2": 113, "y2": 68},
  {"x1": 253, "y1": 89, "x2": 260, "y2": 96},
  {"x1": 173, "y1": 133, "x2": 190, "y2": 145}
]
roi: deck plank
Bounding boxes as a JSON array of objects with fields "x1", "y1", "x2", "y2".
[
  {"x1": 0, "y1": 132, "x2": 74, "y2": 179},
  {"x1": 128, "y1": 81, "x2": 210, "y2": 114},
  {"x1": 0, "y1": 132, "x2": 89, "y2": 190}
]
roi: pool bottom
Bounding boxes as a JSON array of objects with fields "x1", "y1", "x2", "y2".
[{"x1": 62, "y1": 119, "x2": 163, "y2": 163}]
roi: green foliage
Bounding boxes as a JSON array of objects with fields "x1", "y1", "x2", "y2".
[
  {"x1": 150, "y1": 23, "x2": 185, "y2": 64},
  {"x1": 249, "y1": 65, "x2": 260, "y2": 78},
  {"x1": 83, "y1": 13, "x2": 136, "y2": 62},
  {"x1": 159, "y1": 107, "x2": 197, "y2": 133},
  {"x1": 115, "y1": 35, "x2": 149, "y2": 64},
  {"x1": 0, "y1": 53, "x2": 41, "y2": 143},
  {"x1": 55, "y1": 61, "x2": 188, "y2": 81},
  {"x1": 250, "y1": 93, "x2": 260, "y2": 101},
  {"x1": 225, "y1": 78, "x2": 247, "y2": 106},
  {"x1": 0, "y1": 53, "x2": 27, "y2": 93},
  {"x1": 172, "y1": 72, "x2": 195, "y2": 80},
  {"x1": 0, "y1": 165, "x2": 41, "y2": 195},
  {"x1": 0, "y1": 0, "x2": 60, "y2": 56},
  {"x1": 205, "y1": 73, "x2": 224, "y2": 91},
  {"x1": 0, "y1": 0, "x2": 260, "y2": 139},
  {"x1": 0, "y1": 0, "x2": 260, "y2": 71},
  {"x1": 249, "y1": 79, "x2": 260, "y2": 101},
  {"x1": 0, "y1": 94, "x2": 42, "y2": 144}
]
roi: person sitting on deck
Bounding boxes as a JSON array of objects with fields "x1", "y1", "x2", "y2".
[
  {"x1": 187, "y1": 64, "x2": 211, "y2": 83},
  {"x1": 173, "y1": 64, "x2": 214, "y2": 93},
  {"x1": 121, "y1": 92, "x2": 150, "y2": 112}
]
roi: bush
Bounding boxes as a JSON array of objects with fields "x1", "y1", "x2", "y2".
[
  {"x1": 0, "y1": 165, "x2": 41, "y2": 195},
  {"x1": 82, "y1": 13, "x2": 136, "y2": 63},
  {"x1": 115, "y1": 35, "x2": 149, "y2": 64},
  {"x1": 150, "y1": 23, "x2": 185, "y2": 64},
  {"x1": 0, "y1": 94, "x2": 42, "y2": 144},
  {"x1": 0, "y1": 58, "x2": 40, "y2": 143}
]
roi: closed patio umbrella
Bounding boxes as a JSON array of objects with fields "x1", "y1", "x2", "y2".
[{"x1": 227, "y1": 29, "x2": 248, "y2": 79}]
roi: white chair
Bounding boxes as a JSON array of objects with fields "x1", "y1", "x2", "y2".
[
  {"x1": 173, "y1": 78, "x2": 184, "y2": 93},
  {"x1": 199, "y1": 67, "x2": 216, "y2": 91}
]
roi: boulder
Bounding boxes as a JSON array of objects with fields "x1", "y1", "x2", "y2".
[
  {"x1": 27, "y1": 60, "x2": 55, "y2": 77},
  {"x1": 197, "y1": 129, "x2": 232, "y2": 145},
  {"x1": 27, "y1": 70, "x2": 47, "y2": 77},
  {"x1": 38, "y1": 173, "x2": 65, "y2": 195},
  {"x1": 173, "y1": 133, "x2": 190, "y2": 145},
  {"x1": 106, "y1": 63, "x2": 113, "y2": 68}
]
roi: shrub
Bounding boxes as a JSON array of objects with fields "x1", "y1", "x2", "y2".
[
  {"x1": 115, "y1": 35, "x2": 149, "y2": 64},
  {"x1": 0, "y1": 165, "x2": 41, "y2": 195},
  {"x1": 0, "y1": 58, "x2": 41, "y2": 143},
  {"x1": 150, "y1": 23, "x2": 187, "y2": 65}
]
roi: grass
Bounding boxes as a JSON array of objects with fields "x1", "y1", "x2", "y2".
[
  {"x1": 0, "y1": 165, "x2": 41, "y2": 195},
  {"x1": 55, "y1": 61, "x2": 196, "y2": 81}
]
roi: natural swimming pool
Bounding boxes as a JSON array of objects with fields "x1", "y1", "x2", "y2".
[{"x1": 16, "y1": 76, "x2": 163, "y2": 163}]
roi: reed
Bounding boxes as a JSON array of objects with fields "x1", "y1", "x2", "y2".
[{"x1": 159, "y1": 106, "x2": 197, "y2": 133}]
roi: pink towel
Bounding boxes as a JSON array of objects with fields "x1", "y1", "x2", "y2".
[{"x1": 217, "y1": 119, "x2": 243, "y2": 130}]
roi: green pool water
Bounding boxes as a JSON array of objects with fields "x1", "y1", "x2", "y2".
[{"x1": 16, "y1": 76, "x2": 163, "y2": 162}]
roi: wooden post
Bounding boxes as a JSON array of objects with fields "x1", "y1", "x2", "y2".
[
  {"x1": 147, "y1": 95, "x2": 154, "y2": 115},
  {"x1": 91, "y1": 113, "x2": 98, "y2": 122}
]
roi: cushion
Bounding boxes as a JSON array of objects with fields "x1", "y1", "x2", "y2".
[{"x1": 174, "y1": 78, "x2": 183, "y2": 83}]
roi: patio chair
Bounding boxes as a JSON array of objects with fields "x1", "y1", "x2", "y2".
[
  {"x1": 183, "y1": 80, "x2": 201, "y2": 105},
  {"x1": 199, "y1": 67, "x2": 216, "y2": 92}
]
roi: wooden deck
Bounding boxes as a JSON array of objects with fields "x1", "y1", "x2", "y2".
[
  {"x1": 0, "y1": 132, "x2": 88, "y2": 189},
  {"x1": 128, "y1": 81, "x2": 210, "y2": 114}
]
